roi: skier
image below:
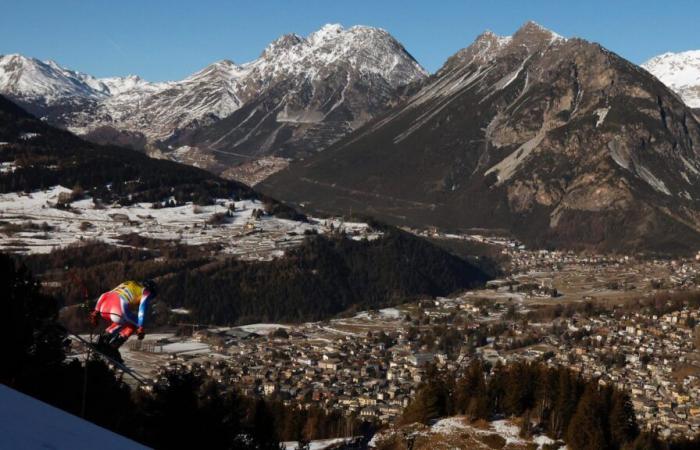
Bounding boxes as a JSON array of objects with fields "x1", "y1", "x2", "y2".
[{"x1": 89, "y1": 280, "x2": 158, "y2": 350}]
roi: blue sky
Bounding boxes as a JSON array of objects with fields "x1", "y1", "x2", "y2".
[{"x1": 1, "y1": 0, "x2": 699, "y2": 81}]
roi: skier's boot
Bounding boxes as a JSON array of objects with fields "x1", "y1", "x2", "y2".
[
  {"x1": 95, "y1": 333, "x2": 125, "y2": 364},
  {"x1": 94, "y1": 333, "x2": 112, "y2": 353},
  {"x1": 109, "y1": 334, "x2": 127, "y2": 349}
]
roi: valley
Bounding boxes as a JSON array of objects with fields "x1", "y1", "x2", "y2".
[
  {"x1": 66, "y1": 243, "x2": 700, "y2": 441},
  {"x1": 3, "y1": 9, "x2": 700, "y2": 449}
]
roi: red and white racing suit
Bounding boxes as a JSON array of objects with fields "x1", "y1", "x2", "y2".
[{"x1": 94, "y1": 281, "x2": 152, "y2": 339}]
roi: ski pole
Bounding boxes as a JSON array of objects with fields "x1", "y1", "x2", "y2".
[{"x1": 80, "y1": 321, "x2": 99, "y2": 418}]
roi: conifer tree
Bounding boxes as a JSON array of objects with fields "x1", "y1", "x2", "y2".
[
  {"x1": 624, "y1": 432, "x2": 666, "y2": 450},
  {"x1": 566, "y1": 385, "x2": 610, "y2": 450},
  {"x1": 609, "y1": 390, "x2": 639, "y2": 448}
]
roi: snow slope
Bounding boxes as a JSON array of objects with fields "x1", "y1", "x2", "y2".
[
  {"x1": 0, "y1": 54, "x2": 108, "y2": 102},
  {"x1": 643, "y1": 50, "x2": 700, "y2": 108},
  {"x1": 0, "y1": 385, "x2": 149, "y2": 450}
]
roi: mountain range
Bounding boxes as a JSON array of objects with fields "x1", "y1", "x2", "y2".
[
  {"x1": 0, "y1": 24, "x2": 426, "y2": 174},
  {"x1": 260, "y1": 22, "x2": 700, "y2": 253},
  {"x1": 3, "y1": 21, "x2": 700, "y2": 253},
  {"x1": 2, "y1": 23, "x2": 699, "y2": 171}
]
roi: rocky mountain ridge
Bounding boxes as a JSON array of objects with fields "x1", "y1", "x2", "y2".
[
  {"x1": 0, "y1": 24, "x2": 426, "y2": 172},
  {"x1": 260, "y1": 22, "x2": 700, "y2": 253}
]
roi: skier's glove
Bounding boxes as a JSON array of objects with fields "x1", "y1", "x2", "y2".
[
  {"x1": 89, "y1": 310, "x2": 99, "y2": 327},
  {"x1": 137, "y1": 327, "x2": 145, "y2": 340}
]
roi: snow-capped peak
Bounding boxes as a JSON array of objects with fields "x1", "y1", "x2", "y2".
[
  {"x1": 262, "y1": 34, "x2": 304, "y2": 57},
  {"x1": 185, "y1": 59, "x2": 244, "y2": 82},
  {"x1": 0, "y1": 53, "x2": 107, "y2": 101},
  {"x1": 474, "y1": 30, "x2": 513, "y2": 52},
  {"x1": 642, "y1": 50, "x2": 700, "y2": 108},
  {"x1": 308, "y1": 23, "x2": 345, "y2": 44},
  {"x1": 518, "y1": 21, "x2": 565, "y2": 40},
  {"x1": 445, "y1": 21, "x2": 567, "y2": 72},
  {"x1": 253, "y1": 23, "x2": 427, "y2": 83},
  {"x1": 512, "y1": 21, "x2": 566, "y2": 47},
  {"x1": 0, "y1": 53, "x2": 163, "y2": 102},
  {"x1": 98, "y1": 75, "x2": 152, "y2": 95}
]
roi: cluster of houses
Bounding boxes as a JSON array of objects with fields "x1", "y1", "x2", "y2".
[
  {"x1": 141, "y1": 297, "x2": 700, "y2": 438},
  {"x1": 475, "y1": 304, "x2": 700, "y2": 439},
  {"x1": 543, "y1": 309, "x2": 700, "y2": 439},
  {"x1": 505, "y1": 248, "x2": 700, "y2": 292},
  {"x1": 150, "y1": 327, "x2": 440, "y2": 424},
  {"x1": 131, "y1": 243, "x2": 700, "y2": 439}
]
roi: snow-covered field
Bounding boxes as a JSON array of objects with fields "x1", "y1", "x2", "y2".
[
  {"x1": 159, "y1": 341, "x2": 211, "y2": 355},
  {"x1": 283, "y1": 437, "x2": 356, "y2": 450},
  {"x1": 430, "y1": 417, "x2": 470, "y2": 433},
  {"x1": 236, "y1": 323, "x2": 291, "y2": 335},
  {"x1": 0, "y1": 185, "x2": 381, "y2": 258},
  {"x1": 378, "y1": 307, "x2": 401, "y2": 318},
  {"x1": 370, "y1": 416, "x2": 564, "y2": 450},
  {"x1": 354, "y1": 306, "x2": 403, "y2": 320}
]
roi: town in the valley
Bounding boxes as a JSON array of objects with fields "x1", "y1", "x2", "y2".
[{"x1": 69, "y1": 234, "x2": 700, "y2": 441}]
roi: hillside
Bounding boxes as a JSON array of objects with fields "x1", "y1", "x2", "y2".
[
  {"x1": 23, "y1": 228, "x2": 492, "y2": 326},
  {"x1": 0, "y1": 94, "x2": 259, "y2": 206},
  {"x1": 261, "y1": 22, "x2": 700, "y2": 254}
]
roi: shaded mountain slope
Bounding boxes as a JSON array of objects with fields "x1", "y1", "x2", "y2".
[
  {"x1": 0, "y1": 94, "x2": 263, "y2": 206},
  {"x1": 261, "y1": 22, "x2": 700, "y2": 254}
]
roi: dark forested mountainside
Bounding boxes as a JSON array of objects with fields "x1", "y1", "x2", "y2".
[
  {"x1": 167, "y1": 228, "x2": 491, "y2": 324},
  {"x1": 0, "y1": 94, "x2": 300, "y2": 212},
  {"x1": 22, "y1": 228, "x2": 492, "y2": 326}
]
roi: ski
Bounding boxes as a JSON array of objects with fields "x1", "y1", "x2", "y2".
[{"x1": 67, "y1": 332, "x2": 149, "y2": 385}]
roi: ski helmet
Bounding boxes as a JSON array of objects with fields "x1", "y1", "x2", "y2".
[{"x1": 141, "y1": 279, "x2": 158, "y2": 298}]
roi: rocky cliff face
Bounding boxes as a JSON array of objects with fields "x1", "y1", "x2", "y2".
[{"x1": 261, "y1": 22, "x2": 700, "y2": 253}]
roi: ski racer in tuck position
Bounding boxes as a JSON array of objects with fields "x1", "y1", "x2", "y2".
[{"x1": 89, "y1": 280, "x2": 158, "y2": 350}]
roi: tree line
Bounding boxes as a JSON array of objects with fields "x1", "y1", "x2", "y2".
[
  {"x1": 23, "y1": 228, "x2": 492, "y2": 326},
  {"x1": 399, "y1": 361, "x2": 700, "y2": 450}
]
